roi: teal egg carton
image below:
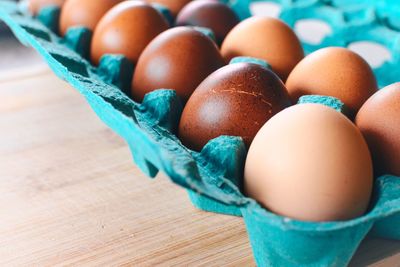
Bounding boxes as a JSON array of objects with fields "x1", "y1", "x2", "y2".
[
  {"x1": 1, "y1": 0, "x2": 399, "y2": 266},
  {"x1": 228, "y1": 0, "x2": 400, "y2": 88}
]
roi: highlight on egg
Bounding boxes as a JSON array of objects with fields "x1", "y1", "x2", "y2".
[
  {"x1": 178, "y1": 62, "x2": 291, "y2": 151},
  {"x1": 132, "y1": 26, "x2": 225, "y2": 103},
  {"x1": 244, "y1": 103, "x2": 373, "y2": 222},
  {"x1": 221, "y1": 16, "x2": 304, "y2": 81},
  {"x1": 356, "y1": 82, "x2": 400, "y2": 177},
  {"x1": 59, "y1": 0, "x2": 122, "y2": 36},
  {"x1": 90, "y1": 1, "x2": 169, "y2": 65},
  {"x1": 286, "y1": 47, "x2": 378, "y2": 117}
]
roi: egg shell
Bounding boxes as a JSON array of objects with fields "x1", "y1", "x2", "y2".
[
  {"x1": 286, "y1": 47, "x2": 378, "y2": 117},
  {"x1": 178, "y1": 62, "x2": 291, "y2": 151},
  {"x1": 145, "y1": 0, "x2": 192, "y2": 17},
  {"x1": 245, "y1": 103, "x2": 373, "y2": 222},
  {"x1": 356, "y1": 83, "x2": 400, "y2": 176},
  {"x1": 59, "y1": 0, "x2": 122, "y2": 36},
  {"x1": 131, "y1": 26, "x2": 225, "y2": 103},
  {"x1": 175, "y1": 0, "x2": 239, "y2": 44},
  {"x1": 90, "y1": 1, "x2": 169, "y2": 66},
  {"x1": 221, "y1": 17, "x2": 304, "y2": 81},
  {"x1": 28, "y1": 0, "x2": 65, "y2": 15}
]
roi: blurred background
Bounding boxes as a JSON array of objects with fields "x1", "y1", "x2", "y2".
[{"x1": 0, "y1": 18, "x2": 46, "y2": 80}]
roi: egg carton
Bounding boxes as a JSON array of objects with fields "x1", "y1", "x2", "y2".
[
  {"x1": 229, "y1": 0, "x2": 400, "y2": 88},
  {"x1": 1, "y1": 1, "x2": 399, "y2": 266}
]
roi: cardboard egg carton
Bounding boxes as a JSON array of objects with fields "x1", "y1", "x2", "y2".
[
  {"x1": 229, "y1": 0, "x2": 400, "y2": 87},
  {"x1": 0, "y1": 0, "x2": 399, "y2": 266}
]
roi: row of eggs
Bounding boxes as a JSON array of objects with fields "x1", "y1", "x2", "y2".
[{"x1": 27, "y1": 0, "x2": 400, "y2": 222}]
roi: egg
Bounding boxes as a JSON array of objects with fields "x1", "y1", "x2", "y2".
[
  {"x1": 59, "y1": 0, "x2": 122, "y2": 36},
  {"x1": 221, "y1": 17, "x2": 304, "y2": 81},
  {"x1": 286, "y1": 47, "x2": 378, "y2": 117},
  {"x1": 355, "y1": 83, "x2": 400, "y2": 176},
  {"x1": 178, "y1": 63, "x2": 291, "y2": 151},
  {"x1": 245, "y1": 104, "x2": 373, "y2": 222},
  {"x1": 175, "y1": 0, "x2": 239, "y2": 44},
  {"x1": 27, "y1": 0, "x2": 65, "y2": 16},
  {"x1": 132, "y1": 27, "x2": 225, "y2": 102},
  {"x1": 91, "y1": 1, "x2": 169, "y2": 65},
  {"x1": 145, "y1": 0, "x2": 192, "y2": 17}
]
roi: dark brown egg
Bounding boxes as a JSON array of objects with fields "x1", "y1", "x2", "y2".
[
  {"x1": 59, "y1": 0, "x2": 122, "y2": 36},
  {"x1": 28, "y1": 0, "x2": 65, "y2": 16},
  {"x1": 175, "y1": 0, "x2": 239, "y2": 44},
  {"x1": 355, "y1": 83, "x2": 400, "y2": 176},
  {"x1": 132, "y1": 27, "x2": 225, "y2": 102},
  {"x1": 91, "y1": 1, "x2": 169, "y2": 65},
  {"x1": 145, "y1": 0, "x2": 192, "y2": 17},
  {"x1": 179, "y1": 63, "x2": 291, "y2": 151}
]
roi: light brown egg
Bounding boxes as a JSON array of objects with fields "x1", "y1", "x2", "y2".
[
  {"x1": 245, "y1": 104, "x2": 373, "y2": 222},
  {"x1": 355, "y1": 83, "x2": 400, "y2": 176},
  {"x1": 27, "y1": 0, "x2": 65, "y2": 16},
  {"x1": 286, "y1": 47, "x2": 378, "y2": 117},
  {"x1": 91, "y1": 1, "x2": 169, "y2": 65},
  {"x1": 145, "y1": 0, "x2": 192, "y2": 17},
  {"x1": 59, "y1": 0, "x2": 122, "y2": 36},
  {"x1": 221, "y1": 17, "x2": 304, "y2": 81}
]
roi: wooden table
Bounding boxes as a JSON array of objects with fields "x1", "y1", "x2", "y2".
[{"x1": 0, "y1": 68, "x2": 399, "y2": 266}]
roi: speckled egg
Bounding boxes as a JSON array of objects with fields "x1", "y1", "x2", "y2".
[
  {"x1": 91, "y1": 1, "x2": 169, "y2": 65},
  {"x1": 132, "y1": 27, "x2": 225, "y2": 103},
  {"x1": 356, "y1": 83, "x2": 400, "y2": 176},
  {"x1": 178, "y1": 62, "x2": 291, "y2": 151}
]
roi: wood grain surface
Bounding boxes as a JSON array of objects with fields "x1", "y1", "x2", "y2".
[{"x1": 0, "y1": 70, "x2": 399, "y2": 267}]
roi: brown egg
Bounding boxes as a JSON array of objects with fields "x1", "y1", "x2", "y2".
[
  {"x1": 28, "y1": 0, "x2": 65, "y2": 15},
  {"x1": 245, "y1": 104, "x2": 373, "y2": 222},
  {"x1": 221, "y1": 17, "x2": 304, "y2": 81},
  {"x1": 356, "y1": 83, "x2": 400, "y2": 176},
  {"x1": 59, "y1": 0, "x2": 122, "y2": 36},
  {"x1": 132, "y1": 27, "x2": 225, "y2": 102},
  {"x1": 286, "y1": 47, "x2": 378, "y2": 117},
  {"x1": 145, "y1": 0, "x2": 192, "y2": 17},
  {"x1": 178, "y1": 63, "x2": 291, "y2": 151},
  {"x1": 175, "y1": 0, "x2": 239, "y2": 44},
  {"x1": 91, "y1": 1, "x2": 169, "y2": 65}
]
